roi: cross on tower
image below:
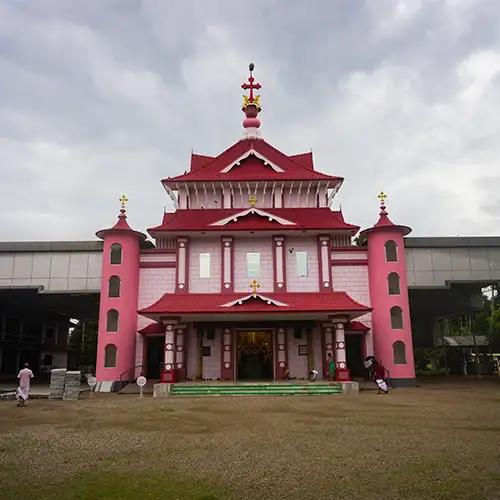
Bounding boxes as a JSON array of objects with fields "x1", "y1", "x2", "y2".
[
  {"x1": 377, "y1": 191, "x2": 387, "y2": 206},
  {"x1": 249, "y1": 279, "x2": 261, "y2": 296},
  {"x1": 241, "y1": 63, "x2": 261, "y2": 103},
  {"x1": 119, "y1": 194, "x2": 128, "y2": 209}
]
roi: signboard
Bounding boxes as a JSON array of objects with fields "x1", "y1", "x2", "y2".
[{"x1": 136, "y1": 376, "x2": 147, "y2": 398}]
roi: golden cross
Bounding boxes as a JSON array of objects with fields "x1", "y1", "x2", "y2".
[
  {"x1": 377, "y1": 191, "x2": 387, "y2": 206},
  {"x1": 119, "y1": 194, "x2": 128, "y2": 209},
  {"x1": 248, "y1": 195, "x2": 257, "y2": 207},
  {"x1": 249, "y1": 279, "x2": 260, "y2": 295}
]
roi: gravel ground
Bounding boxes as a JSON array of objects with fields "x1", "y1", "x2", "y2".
[{"x1": 0, "y1": 378, "x2": 499, "y2": 500}]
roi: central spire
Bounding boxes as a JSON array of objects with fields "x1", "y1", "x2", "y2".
[{"x1": 241, "y1": 63, "x2": 262, "y2": 139}]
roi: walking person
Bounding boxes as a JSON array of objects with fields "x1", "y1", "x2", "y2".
[{"x1": 16, "y1": 363, "x2": 34, "y2": 407}]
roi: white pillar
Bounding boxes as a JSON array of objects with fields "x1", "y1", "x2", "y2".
[{"x1": 335, "y1": 322, "x2": 347, "y2": 369}]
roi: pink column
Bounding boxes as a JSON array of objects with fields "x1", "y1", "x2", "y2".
[
  {"x1": 275, "y1": 327, "x2": 288, "y2": 379},
  {"x1": 175, "y1": 237, "x2": 189, "y2": 293},
  {"x1": 221, "y1": 327, "x2": 234, "y2": 380},
  {"x1": 221, "y1": 236, "x2": 234, "y2": 292},
  {"x1": 317, "y1": 235, "x2": 332, "y2": 291},
  {"x1": 273, "y1": 236, "x2": 286, "y2": 291}
]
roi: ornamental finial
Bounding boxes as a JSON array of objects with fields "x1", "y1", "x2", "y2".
[
  {"x1": 119, "y1": 194, "x2": 128, "y2": 210},
  {"x1": 249, "y1": 279, "x2": 261, "y2": 296},
  {"x1": 241, "y1": 63, "x2": 262, "y2": 136},
  {"x1": 377, "y1": 191, "x2": 388, "y2": 215}
]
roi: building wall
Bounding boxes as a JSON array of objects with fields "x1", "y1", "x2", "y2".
[
  {"x1": 233, "y1": 237, "x2": 273, "y2": 293},
  {"x1": 135, "y1": 267, "x2": 175, "y2": 368},
  {"x1": 188, "y1": 238, "x2": 221, "y2": 293},
  {"x1": 285, "y1": 237, "x2": 319, "y2": 292},
  {"x1": 0, "y1": 250, "x2": 102, "y2": 291},
  {"x1": 331, "y1": 251, "x2": 373, "y2": 356}
]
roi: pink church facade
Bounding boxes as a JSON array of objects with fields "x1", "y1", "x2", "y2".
[{"x1": 95, "y1": 66, "x2": 416, "y2": 388}]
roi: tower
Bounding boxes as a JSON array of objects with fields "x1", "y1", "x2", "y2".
[
  {"x1": 361, "y1": 193, "x2": 416, "y2": 385},
  {"x1": 95, "y1": 196, "x2": 146, "y2": 387}
]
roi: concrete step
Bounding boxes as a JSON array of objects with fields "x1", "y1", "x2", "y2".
[{"x1": 170, "y1": 383, "x2": 343, "y2": 396}]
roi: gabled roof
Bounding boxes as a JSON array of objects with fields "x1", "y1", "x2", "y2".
[
  {"x1": 148, "y1": 208, "x2": 359, "y2": 235},
  {"x1": 139, "y1": 291, "x2": 371, "y2": 316},
  {"x1": 162, "y1": 139, "x2": 342, "y2": 184}
]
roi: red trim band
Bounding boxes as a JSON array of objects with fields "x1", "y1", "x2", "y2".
[
  {"x1": 140, "y1": 262, "x2": 176, "y2": 268},
  {"x1": 331, "y1": 259, "x2": 368, "y2": 266}
]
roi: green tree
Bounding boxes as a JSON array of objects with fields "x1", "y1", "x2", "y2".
[{"x1": 69, "y1": 319, "x2": 98, "y2": 371}]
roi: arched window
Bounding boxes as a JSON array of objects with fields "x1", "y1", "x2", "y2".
[
  {"x1": 106, "y1": 309, "x2": 119, "y2": 332},
  {"x1": 110, "y1": 243, "x2": 122, "y2": 265},
  {"x1": 108, "y1": 276, "x2": 121, "y2": 297},
  {"x1": 388, "y1": 272, "x2": 400, "y2": 295},
  {"x1": 393, "y1": 341, "x2": 407, "y2": 364},
  {"x1": 104, "y1": 344, "x2": 117, "y2": 367},
  {"x1": 390, "y1": 306, "x2": 403, "y2": 329},
  {"x1": 385, "y1": 240, "x2": 398, "y2": 262}
]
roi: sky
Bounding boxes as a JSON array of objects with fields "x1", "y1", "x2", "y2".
[{"x1": 1, "y1": 0, "x2": 500, "y2": 241}]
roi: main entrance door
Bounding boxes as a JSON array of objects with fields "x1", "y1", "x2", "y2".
[{"x1": 237, "y1": 330, "x2": 273, "y2": 380}]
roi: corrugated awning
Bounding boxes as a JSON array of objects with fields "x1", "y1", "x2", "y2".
[{"x1": 439, "y1": 335, "x2": 489, "y2": 347}]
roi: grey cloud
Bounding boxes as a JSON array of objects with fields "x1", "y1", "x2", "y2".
[{"x1": 1, "y1": 0, "x2": 500, "y2": 240}]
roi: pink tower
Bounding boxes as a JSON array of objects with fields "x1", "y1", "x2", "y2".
[
  {"x1": 361, "y1": 192, "x2": 416, "y2": 386},
  {"x1": 95, "y1": 195, "x2": 146, "y2": 387}
]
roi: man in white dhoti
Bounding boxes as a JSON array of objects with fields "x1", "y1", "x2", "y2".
[{"x1": 16, "y1": 363, "x2": 34, "y2": 407}]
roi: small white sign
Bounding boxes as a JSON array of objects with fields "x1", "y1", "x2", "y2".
[
  {"x1": 87, "y1": 376, "x2": 97, "y2": 388},
  {"x1": 136, "y1": 376, "x2": 147, "y2": 387}
]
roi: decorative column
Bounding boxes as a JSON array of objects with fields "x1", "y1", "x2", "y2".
[
  {"x1": 275, "y1": 327, "x2": 288, "y2": 379},
  {"x1": 221, "y1": 327, "x2": 234, "y2": 380},
  {"x1": 321, "y1": 324, "x2": 335, "y2": 378},
  {"x1": 317, "y1": 235, "x2": 332, "y2": 291},
  {"x1": 221, "y1": 236, "x2": 234, "y2": 292},
  {"x1": 273, "y1": 236, "x2": 286, "y2": 291},
  {"x1": 175, "y1": 237, "x2": 189, "y2": 293},
  {"x1": 335, "y1": 321, "x2": 350, "y2": 381},
  {"x1": 164, "y1": 323, "x2": 176, "y2": 383},
  {"x1": 174, "y1": 326, "x2": 186, "y2": 381}
]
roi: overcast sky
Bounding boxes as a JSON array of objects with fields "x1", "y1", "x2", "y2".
[{"x1": 1, "y1": 0, "x2": 500, "y2": 241}]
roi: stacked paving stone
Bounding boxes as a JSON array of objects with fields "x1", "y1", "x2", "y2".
[
  {"x1": 49, "y1": 368, "x2": 67, "y2": 400},
  {"x1": 62, "y1": 371, "x2": 81, "y2": 400}
]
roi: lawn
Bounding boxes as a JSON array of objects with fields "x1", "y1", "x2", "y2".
[{"x1": 1, "y1": 378, "x2": 499, "y2": 500}]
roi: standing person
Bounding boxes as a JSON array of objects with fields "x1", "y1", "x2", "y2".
[
  {"x1": 372, "y1": 359, "x2": 389, "y2": 394},
  {"x1": 327, "y1": 352, "x2": 336, "y2": 381},
  {"x1": 16, "y1": 363, "x2": 34, "y2": 407}
]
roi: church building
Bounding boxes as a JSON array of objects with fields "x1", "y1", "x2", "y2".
[{"x1": 94, "y1": 65, "x2": 416, "y2": 389}]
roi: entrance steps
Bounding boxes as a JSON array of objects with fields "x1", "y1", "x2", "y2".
[{"x1": 169, "y1": 382, "x2": 343, "y2": 397}]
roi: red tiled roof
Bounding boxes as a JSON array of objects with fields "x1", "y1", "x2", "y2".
[
  {"x1": 347, "y1": 320, "x2": 370, "y2": 331},
  {"x1": 162, "y1": 139, "x2": 342, "y2": 184},
  {"x1": 360, "y1": 212, "x2": 411, "y2": 237},
  {"x1": 138, "y1": 322, "x2": 165, "y2": 335},
  {"x1": 139, "y1": 291, "x2": 371, "y2": 316},
  {"x1": 149, "y1": 208, "x2": 359, "y2": 235},
  {"x1": 96, "y1": 212, "x2": 148, "y2": 242}
]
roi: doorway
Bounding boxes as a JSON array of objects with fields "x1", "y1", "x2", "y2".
[
  {"x1": 346, "y1": 334, "x2": 365, "y2": 377},
  {"x1": 237, "y1": 330, "x2": 273, "y2": 380},
  {"x1": 146, "y1": 336, "x2": 164, "y2": 379}
]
